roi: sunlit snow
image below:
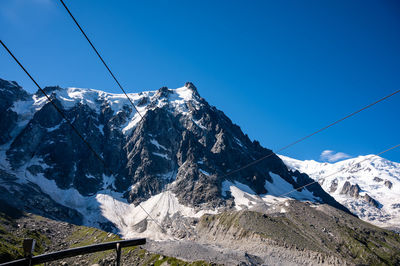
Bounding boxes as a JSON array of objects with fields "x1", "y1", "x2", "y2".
[{"x1": 279, "y1": 154, "x2": 400, "y2": 228}]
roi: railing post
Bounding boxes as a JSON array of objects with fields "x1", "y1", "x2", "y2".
[
  {"x1": 115, "y1": 243, "x2": 121, "y2": 266},
  {"x1": 23, "y1": 239, "x2": 36, "y2": 266}
]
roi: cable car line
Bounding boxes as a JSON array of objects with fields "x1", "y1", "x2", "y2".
[{"x1": 221, "y1": 89, "x2": 400, "y2": 179}]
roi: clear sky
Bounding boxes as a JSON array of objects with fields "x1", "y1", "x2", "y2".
[{"x1": 1, "y1": 0, "x2": 400, "y2": 163}]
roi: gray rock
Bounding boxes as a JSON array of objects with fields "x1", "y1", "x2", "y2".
[
  {"x1": 0, "y1": 78, "x2": 30, "y2": 144},
  {"x1": 330, "y1": 178, "x2": 338, "y2": 193},
  {"x1": 384, "y1": 180, "x2": 393, "y2": 189},
  {"x1": 362, "y1": 193, "x2": 380, "y2": 208},
  {"x1": 340, "y1": 181, "x2": 360, "y2": 198}
]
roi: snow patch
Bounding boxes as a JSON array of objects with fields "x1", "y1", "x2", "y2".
[
  {"x1": 263, "y1": 172, "x2": 318, "y2": 201},
  {"x1": 11, "y1": 99, "x2": 34, "y2": 116},
  {"x1": 221, "y1": 180, "x2": 259, "y2": 210},
  {"x1": 150, "y1": 139, "x2": 167, "y2": 150},
  {"x1": 192, "y1": 119, "x2": 207, "y2": 130},
  {"x1": 98, "y1": 190, "x2": 217, "y2": 240},
  {"x1": 17, "y1": 163, "x2": 123, "y2": 228},
  {"x1": 152, "y1": 152, "x2": 170, "y2": 160},
  {"x1": 122, "y1": 113, "x2": 141, "y2": 134},
  {"x1": 234, "y1": 137, "x2": 244, "y2": 148},
  {"x1": 199, "y1": 169, "x2": 211, "y2": 176},
  {"x1": 47, "y1": 123, "x2": 62, "y2": 132},
  {"x1": 86, "y1": 174, "x2": 97, "y2": 179},
  {"x1": 97, "y1": 124, "x2": 104, "y2": 135},
  {"x1": 102, "y1": 175, "x2": 115, "y2": 189}
]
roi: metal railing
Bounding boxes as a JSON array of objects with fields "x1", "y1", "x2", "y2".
[{"x1": 0, "y1": 238, "x2": 146, "y2": 266}]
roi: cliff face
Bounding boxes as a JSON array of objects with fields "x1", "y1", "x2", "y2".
[{"x1": 0, "y1": 79, "x2": 30, "y2": 144}]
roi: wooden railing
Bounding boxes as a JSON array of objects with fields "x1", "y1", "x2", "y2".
[{"x1": 0, "y1": 238, "x2": 146, "y2": 266}]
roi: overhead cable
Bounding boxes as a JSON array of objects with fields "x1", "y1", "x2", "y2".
[
  {"x1": 59, "y1": 0, "x2": 143, "y2": 119},
  {"x1": 222, "y1": 89, "x2": 400, "y2": 179},
  {"x1": 0, "y1": 39, "x2": 165, "y2": 235}
]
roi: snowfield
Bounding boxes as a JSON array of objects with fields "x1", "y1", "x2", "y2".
[
  {"x1": 279, "y1": 154, "x2": 400, "y2": 229},
  {"x1": 13, "y1": 85, "x2": 202, "y2": 137}
]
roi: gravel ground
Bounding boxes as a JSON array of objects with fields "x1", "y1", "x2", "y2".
[{"x1": 145, "y1": 239, "x2": 303, "y2": 266}]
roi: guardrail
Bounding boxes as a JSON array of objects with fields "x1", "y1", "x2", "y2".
[{"x1": 0, "y1": 238, "x2": 146, "y2": 266}]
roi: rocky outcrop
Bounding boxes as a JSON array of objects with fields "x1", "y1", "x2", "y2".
[
  {"x1": 362, "y1": 193, "x2": 380, "y2": 208},
  {"x1": 0, "y1": 79, "x2": 30, "y2": 144},
  {"x1": 385, "y1": 180, "x2": 393, "y2": 189},
  {"x1": 340, "y1": 181, "x2": 380, "y2": 208},
  {"x1": 329, "y1": 178, "x2": 338, "y2": 193},
  {"x1": 340, "y1": 181, "x2": 361, "y2": 198}
]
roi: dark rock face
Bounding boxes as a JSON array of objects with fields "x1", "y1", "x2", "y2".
[
  {"x1": 0, "y1": 169, "x2": 83, "y2": 225},
  {"x1": 340, "y1": 181, "x2": 361, "y2": 198},
  {"x1": 340, "y1": 181, "x2": 380, "y2": 208},
  {"x1": 0, "y1": 78, "x2": 349, "y2": 215},
  {"x1": 373, "y1": 176, "x2": 383, "y2": 182},
  {"x1": 384, "y1": 180, "x2": 393, "y2": 189},
  {"x1": 0, "y1": 79, "x2": 30, "y2": 144},
  {"x1": 362, "y1": 193, "x2": 380, "y2": 208},
  {"x1": 329, "y1": 179, "x2": 338, "y2": 193}
]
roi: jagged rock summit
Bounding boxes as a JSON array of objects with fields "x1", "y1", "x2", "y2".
[{"x1": 0, "y1": 77, "x2": 348, "y2": 237}]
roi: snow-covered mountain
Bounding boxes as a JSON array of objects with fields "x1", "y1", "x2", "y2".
[
  {"x1": 0, "y1": 77, "x2": 349, "y2": 239},
  {"x1": 279, "y1": 154, "x2": 400, "y2": 230}
]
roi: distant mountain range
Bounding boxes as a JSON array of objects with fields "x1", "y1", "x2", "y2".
[{"x1": 279, "y1": 154, "x2": 400, "y2": 231}]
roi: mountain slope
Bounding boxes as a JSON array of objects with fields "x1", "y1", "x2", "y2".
[
  {"x1": 196, "y1": 200, "x2": 400, "y2": 265},
  {"x1": 279, "y1": 154, "x2": 400, "y2": 230},
  {"x1": 0, "y1": 77, "x2": 348, "y2": 238},
  {"x1": 0, "y1": 201, "x2": 211, "y2": 265}
]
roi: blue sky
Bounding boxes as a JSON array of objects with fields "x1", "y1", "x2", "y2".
[{"x1": 1, "y1": 0, "x2": 400, "y2": 163}]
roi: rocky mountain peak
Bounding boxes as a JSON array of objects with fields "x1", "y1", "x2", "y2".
[
  {"x1": 155, "y1": 86, "x2": 172, "y2": 98},
  {"x1": 0, "y1": 77, "x2": 350, "y2": 234},
  {"x1": 0, "y1": 79, "x2": 31, "y2": 144},
  {"x1": 184, "y1": 81, "x2": 199, "y2": 96},
  {"x1": 38, "y1": 86, "x2": 63, "y2": 96},
  {"x1": 0, "y1": 78, "x2": 29, "y2": 102}
]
